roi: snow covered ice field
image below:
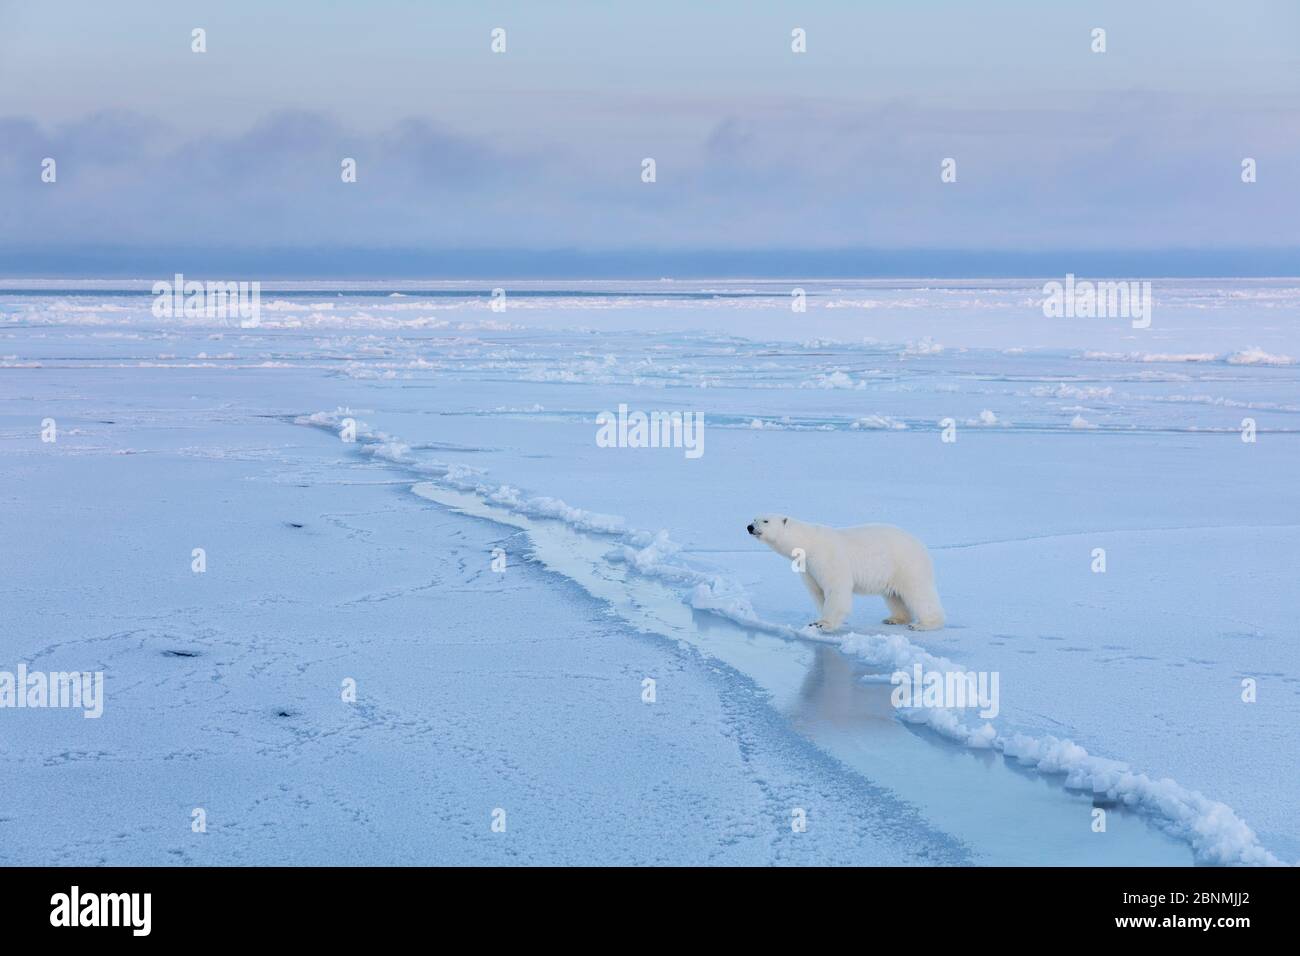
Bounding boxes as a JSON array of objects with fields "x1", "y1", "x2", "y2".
[{"x1": 1, "y1": 278, "x2": 1297, "y2": 866}]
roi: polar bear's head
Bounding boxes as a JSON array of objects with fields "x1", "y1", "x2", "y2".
[{"x1": 747, "y1": 513, "x2": 796, "y2": 554}]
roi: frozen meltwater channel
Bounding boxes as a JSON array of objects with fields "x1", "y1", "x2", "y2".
[{"x1": 411, "y1": 483, "x2": 1191, "y2": 866}]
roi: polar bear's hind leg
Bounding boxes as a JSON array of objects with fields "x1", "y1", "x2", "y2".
[
  {"x1": 882, "y1": 593, "x2": 911, "y2": 626},
  {"x1": 902, "y1": 582, "x2": 945, "y2": 631}
]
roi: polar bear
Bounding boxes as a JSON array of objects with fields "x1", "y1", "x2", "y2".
[{"x1": 747, "y1": 514, "x2": 945, "y2": 632}]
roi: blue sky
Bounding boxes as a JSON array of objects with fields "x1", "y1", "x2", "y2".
[{"x1": 1, "y1": 0, "x2": 1298, "y2": 275}]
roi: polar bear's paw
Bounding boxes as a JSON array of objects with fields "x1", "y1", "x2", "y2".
[
  {"x1": 807, "y1": 620, "x2": 840, "y2": 633},
  {"x1": 882, "y1": 615, "x2": 910, "y2": 626},
  {"x1": 908, "y1": 619, "x2": 944, "y2": 631}
]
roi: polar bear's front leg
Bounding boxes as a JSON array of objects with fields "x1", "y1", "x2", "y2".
[
  {"x1": 801, "y1": 572, "x2": 825, "y2": 616},
  {"x1": 813, "y1": 577, "x2": 853, "y2": 631}
]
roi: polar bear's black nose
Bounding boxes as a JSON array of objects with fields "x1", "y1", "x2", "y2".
[{"x1": 746, "y1": 524, "x2": 755, "y2": 534}]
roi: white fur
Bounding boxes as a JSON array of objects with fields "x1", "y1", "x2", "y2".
[{"x1": 747, "y1": 514, "x2": 945, "y2": 632}]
